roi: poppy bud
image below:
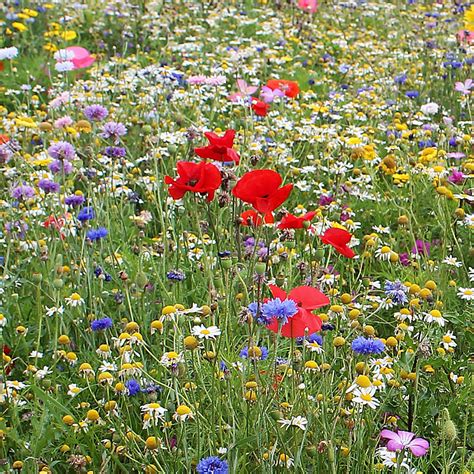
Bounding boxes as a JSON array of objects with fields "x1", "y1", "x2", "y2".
[
  {"x1": 440, "y1": 408, "x2": 457, "y2": 442},
  {"x1": 255, "y1": 262, "x2": 266, "y2": 275},
  {"x1": 221, "y1": 258, "x2": 232, "y2": 270},
  {"x1": 53, "y1": 278, "x2": 64, "y2": 289},
  {"x1": 32, "y1": 273, "x2": 43, "y2": 283}
]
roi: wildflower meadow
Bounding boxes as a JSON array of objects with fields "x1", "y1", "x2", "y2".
[{"x1": 0, "y1": 0, "x2": 473, "y2": 473}]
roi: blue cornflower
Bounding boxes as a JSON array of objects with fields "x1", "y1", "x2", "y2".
[
  {"x1": 351, "y1": 337, "x2": 385, "y2": 355},
  {"x1": 91, "y1": 317, "x2": 113, "y2": 331},
  {"x1": 77, "y1": 206, "x2": 95, "y2": 222},
  {"x1": 87, "y1": 227, "x2": 108, "y2": 241},
  {"x1": 405, "y1": 90, "x2": 419, "y2": 99},
  {"x1": 394, "y1": 73, "x2": 407, "y2": 85},
  {"x1": 167, "y1": 270, "x2": 185, "y2": 282},
  {"x1": 196, "y1": 456, "x2": 229, "y2": 474},
  {"x1": 239, "y1": 345, "x2": 269, "y2": 361},
  {"x1": 262, "y1": 298, "x2": 298, "y2": 325},
  {"x1": 297, "y1": 333, "x2": 323, "y2": 346},
  {"x1": 125, "y1": 379, "x2": 141, "y2": 396},
  {"x1": 384, "y1": 280, "x2": 409, "y2": 304}
]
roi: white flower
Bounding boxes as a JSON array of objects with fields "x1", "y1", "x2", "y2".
[
  {"x1": 35, "y1": 366, "x2": 52, "y2": 380},
  {"x1": 54, "y1": 49, "x2": 75, "y2": 61},
  {"x1": 0, "y1": 314, "x2": 7, "y2": 327},
  {"x1": 457, "y1": 287, "x2": 474, "y2": 301},
  {"x1": 440, "y1": 331, "x2": 457, "y2": 350},
  {"x1": 442, "y1": 256, "x2": 462, "y2": 267},
  {"x1": 29, "y1": 351, "x2": 43, "y2": 358},
  {"x1": 191, "y1": 325, "x2": 221, "y2": 339},
  {"x1": 55, "y1": 61, "x2": 75, "y2": 72},
  {"x1": 277, "y1": 416, "x2": 308, "y2": 431},
  {"x1": 0, "y1": 47, "x2": 19, "y2": 60},
  {"x1": 424, "y1": 310, "x2": 446, "y2": 326},
  {"x1": 46, "y1": 306, "x2": 64, "y2": 317},
  {"x1": 351, "y1": 386, "x2": 380, "y2": 409},
  {"x1": 67, "y1": 384, "x2": 82, "y2": 397},
  {"x1": 65, "y1": 293, "x2": 84, "y2": 307},
  {"x1": 420, "y1": 102, "x2": 439, "y2": 115}
]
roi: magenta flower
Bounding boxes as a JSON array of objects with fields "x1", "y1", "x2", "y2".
[{"x1": 380, "y1": 430, "x2": 429, "y2": 457}]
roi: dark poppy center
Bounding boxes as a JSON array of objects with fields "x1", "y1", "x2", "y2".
[{"x1": 187, "y1": 179, "x2": 198, "y2": 187}]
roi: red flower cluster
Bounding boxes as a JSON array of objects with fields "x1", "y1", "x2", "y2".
[
  {"x1": 232, "y1": 169, "x2": 293, "y2": 217},
  {"x1": 266, "y1": 79, "x2": 300, "y2": 98},
  {"x1": 251, "y1": 98, "x2": 270, "y2": 117},
  {"x1": 266, "y1": 284, "x2": 329, "y2": 337},
  {"x1": 164, "y1": 161, "x2": 222, "y2": 202},
  {"x1": 320, "y1": 227, "x2": 355, "y2": 258},
  {"x1": 194, "y1": 129, "x2": 240, "y2": 164}
]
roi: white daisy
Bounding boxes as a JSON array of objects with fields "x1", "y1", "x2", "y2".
[
  {"x1": 191, "y1": 325, "x2": 221, "y2": 339},
  {"x1": 457, "y1": 287, "x2": 474, "y2": 301}
]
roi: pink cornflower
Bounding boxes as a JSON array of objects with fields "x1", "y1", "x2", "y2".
[{"x1": 380, "y1": 429, "x2": 429, "y2": 457}]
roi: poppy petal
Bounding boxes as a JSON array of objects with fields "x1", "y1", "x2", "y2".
[{"x1": 288, "y1": 286, "x2": 330, "y2": 310}]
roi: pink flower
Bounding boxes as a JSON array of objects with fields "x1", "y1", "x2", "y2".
[
  {"x1": 297, "y1": 0, "x2": 318, "y2": 13},
  {"x1": 229, "y1": 79, "x2": 258, "y2": 103},
  {"x1": 380, "y1": 430, "x2": 429, "y2": 457},
  {"x1": 455, "y1": 79, "x2": 473, "y2": 95},
  {"x1": 457, "y1": 30, "x2": 474, "y2": 44},
  {"x1": 260, "y1": 86, "x2": 284, "y2": 103},
  {"x1": 65, "y1": 46, "x2": 95, "y2": 69}
]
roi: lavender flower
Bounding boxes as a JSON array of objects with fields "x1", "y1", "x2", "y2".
[
  {"x1": 11, "y1": 184, "x2": 35, "y2": 200},
  {"x1": 104, "y1": 146, "x2": 126, "y2": 158},
  {"x1": 38, "y1": 179, "x2": 60, "y2": 194},
  {"x1": 83, "y1": 104, "x2": 109, "y2": 121},
  {"x1": 48, "y1": 159, "x2": 73, "y2": 174},
  {"x1": 101, "y1": 121, "x2": 127, "y2": 142},
  {"x1": 47, "y1": 141, "x2": 75, "y2": 160},
  {"x1": 65, "y1": 194, "x2": 85, "y2": 207}
]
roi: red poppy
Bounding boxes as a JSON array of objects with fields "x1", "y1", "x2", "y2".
[
  {"x1": 0, "y1": 62, "x2": 4, "y2": 72},
  {"x1": 240, "y1": 209, "x2": 274, "y2": 226},
  {"x1": 266, "y1": 79, "x2": 300, "y2": 98},
  {"x1": 232, "y1": 169, "x2": 293, "y2": 214},
  {"x1": 266, "y1": 284, "x2": 329, "y2": 337},
  {"x1": 0, "y1": 134, "x2": 9, "y2": 144},
  {"x1": 194, "y1": 129, "x2": 240, "y2": 164},
  {"x1": 320, "y1": 227, "x2": 355, "y2": 258},
  {"x1": 251, "y1": 99, "x2": 270, "y2": 117},
  {"x1": 165, "y1": 161, "x2": 222, "y2": 202},
  {"x1": 278, "y1": 211, "x2": 316, "y2": 229}
]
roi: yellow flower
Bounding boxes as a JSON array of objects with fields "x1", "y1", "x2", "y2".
[
  {"x1": 12, "y1": 22, "x2": 28, "y2": 32},
  {"x1": 464, "y1": 5, "x2": 474, "y2": 31},
  {"x1": 61, "y1": 30, "x2": 77, "y2": 41}
]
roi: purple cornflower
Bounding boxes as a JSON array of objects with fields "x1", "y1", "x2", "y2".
[
  {"x1": 239, "y1": 345, "x2": 269, "y2": 361},
  {"x1": 101, "y1": 121, "x2": 127, "y2": 141},
  {"x1": 48, "y1": 159, "x2": 73, "y2": 174},
  {"x1": 91, "y1": 317, "x2": 113, "y2": 331},
  {"x1": 196, "y1": 456, "x2": 228, "y2": 474},
  {"x1": 104, "y1": 146, "x2": 126, "y2": 158},
  {"x1": 125, "y1": 379, "x2": 141, "y2": 396},
  {"x1": 411, "y1": 239, "x2": 430, "y2": 256},
  {"x1": 11, "y1": 184, "x2": 35, "y2": 200},
  {"x1": 261, "y1": 297, "x2": 298, "y2": 325},
  {"x1": 384, "y1": 280, "x2": 409, "y2": 304},
  {"x1": 83, "y1": 104, "x2": 109, "y2": 121},
  {"x1": 351, "y1": 336, "x2": 385, "y2": 355},
  {"x1": 47, "y1": 141, "x2": 75, "y2": 160},
  {"x1": 4, "y1": 220, "x2": 28, "y2": 239},
  {"x1": 38, "y1": 179, "x2": 60, "y2": 194},
  {"x1": 64, "y1": 194, "x2": 85, "y2": 207},
  {"x1": 77, "y1": 206, "x2": 95, "y2": 222},
  {"x1": 87, "y1": 227, "x2": 108, "y2": 241}
]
